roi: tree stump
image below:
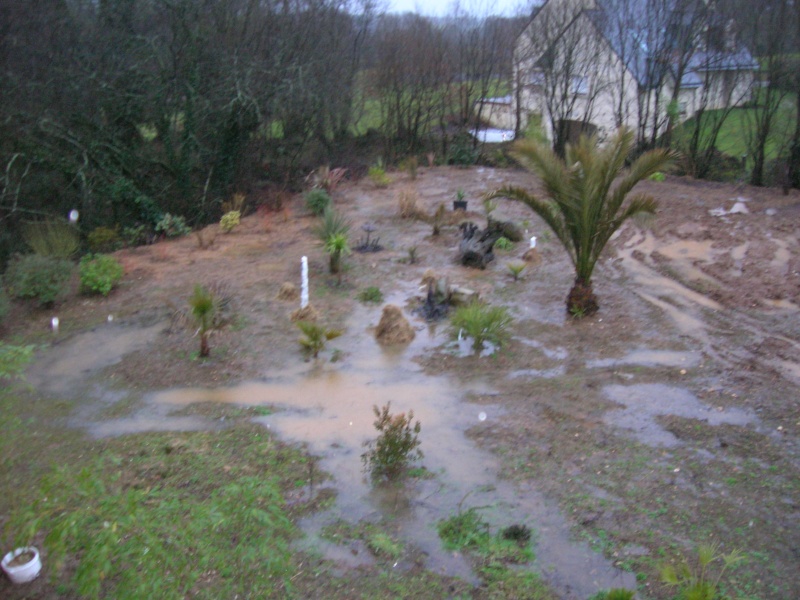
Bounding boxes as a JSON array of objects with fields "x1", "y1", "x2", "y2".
[{"x1": 458, "y1": 221, "x2": 504, "y2": 269}]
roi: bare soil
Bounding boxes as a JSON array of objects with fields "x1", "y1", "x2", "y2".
[{"x1": 4, "y1": 165, "x2": 799, "y2": 598}]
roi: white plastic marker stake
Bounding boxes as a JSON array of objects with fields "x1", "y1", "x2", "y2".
[
  {"x1": 51, "y1": 317, "x2": 59, "y2": 333},
  {"x1": 68, "y1": 209, "x2": 79, "y2": 224},
  {"x1": 530, "y1": 236, "x2": 537, "y2": 249},
  {"x1": 301, "y1": 256, "x2": 309, "y2": 309}
]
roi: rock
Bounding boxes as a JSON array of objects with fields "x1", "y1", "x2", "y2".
[{"x1": 375, "y1": 305, "x2": 415, "y2": 344}]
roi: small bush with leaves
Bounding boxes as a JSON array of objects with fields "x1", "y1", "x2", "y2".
[
  {"x1": 450, "y1": 301, "x2": 513, "y2": 352},
  {"x1": 305, "y1": 188, "x2": 332, "y2": 216},
  {"x1": 79, "y1": 254, "x2": 124, "y2": 296},
  {"x1": 362, "y1": 402, "x2": 422, "y2": 481},
  {"x1": 5, "y1": 254, "x2": 74, "y2": 307},
  {"x1": 220, "y1": 210, "x2": 241, "y2": 233},
  {"x1": 358, "y1": 286, "x2": 383, "y2": 304},
  {"x1": 155, "y1": 213, "x2": 191, "y2": 238},
  {"x1": 122, "y1": 224, "x2": 148, "y2": 247},
  {"x1": 22, "y1": 219, "x2": 80, "y2": 258},
  {"x1": 297, "y1": 320, "x2": 343, "y2": 359},
  {"x1": 494, "y1": 236, "x2": 513, "y2": 251},
  {"x1": 87, "y1": 226, "x2": 121, "y2": 253}
]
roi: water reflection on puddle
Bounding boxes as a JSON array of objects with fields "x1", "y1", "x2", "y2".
[
  {"x1": 30, "y1": 305, "x2": 636, "y2": 596},
  {"x1": 603, "y1": 383, "x2": 755, "y2": 447}
]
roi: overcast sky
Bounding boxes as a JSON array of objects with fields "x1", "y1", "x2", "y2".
[{"x1": 385, "y1": 0, "x2": 537, "y2": 17}]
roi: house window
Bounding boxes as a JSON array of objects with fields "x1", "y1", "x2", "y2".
[
  {"x1": 571, "y1": 76, "x2": 588, "y2": 96},
  {"x1": 678, "y1": 101, "x2": 688, "y2": 116}
]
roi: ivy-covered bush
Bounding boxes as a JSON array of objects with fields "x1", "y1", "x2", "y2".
[
  {"x1": 220, "y1": 210, "x2": 241, "y2": 233},
  {"x1": 5, "y1": 254, "x2": 74, "y2": 307},
  {"x1": 155, "y1": 213, "x2": 191, "y2": 238},
  {"x1": 79, "y1": 254, "x2": 124, "y2": 296}
]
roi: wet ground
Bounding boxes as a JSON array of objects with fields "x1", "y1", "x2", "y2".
[{"x1": 6, "y1": 165, "x2": 800, "y2": 598}]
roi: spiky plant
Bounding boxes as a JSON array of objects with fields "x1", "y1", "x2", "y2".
[
  {"x1": 450, "y1": 301, "x2": 513, "y2": 353},
  {"x1": 314, "y1": 207, "x2": 351, "y2": 242},
  {"x1": 324, "y1": 233, "x2": 350, "y2": 282},
  {"x1": 296, "y1": 320, "x2": 343, "y2": 359},
  {"x1": 507, "y1": 262, "x2": 526, "y2": 281},
  {"x1": 487, "y1": 128, "x2": 673, "y2": 316},
  {"x1": 188, "y1": 285, "x2": 215, "y2": 358}
]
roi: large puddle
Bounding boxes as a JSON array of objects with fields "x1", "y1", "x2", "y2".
[{"x1": 27, "y1": 302, "x2": 636, "y2": 598}]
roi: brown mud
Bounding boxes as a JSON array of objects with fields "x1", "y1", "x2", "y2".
[{"x1": 5, "y1": 165, "x2": 799, "y2": 599}]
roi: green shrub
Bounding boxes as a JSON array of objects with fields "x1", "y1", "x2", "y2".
[
  {"x1": 87, "y1": 226, "x2": 121, "y2": 253},
  {"x1": 297, "y1": 320, "x2": 343, "y2": 359},
  {"x1": 450, "y1": 302, "x2": 513, "y2": 352},
  {"x1": 649, "y1": 171, "x2": 666, "y2": 182},
  {"x1": 220, "y1": 210, "x2": 241, "y2": 233},
  {"x1": 155, "y1": 213, "x2": 191, "y2": 238},
  {"x1": 447, "y1": 132, "x2": 477, "y2": 167},
  {"x1": 494, "y1": 236, "x2": 513, "y2": 251},
  {"x1": 5, "y1": 254, "x2": 74, "y2": 306},
  {"x1": 304, "y1": 188, "x2": 332, "y2": 216},
  {"x1": 358, "y1": 286, "x2": 383, "y2": 304},
  {"x1": 79, "y1": 254, "x2": 124, "y2": 296},
  {"x1": 22, "y1": 219, "x2": 80, "y2": 258},
  {"x1": 361, "y1": 402, "x2": 423, "y2": 481},
  {"x1": 121, "y1": 224, "x2": 148, "y2": 247}
]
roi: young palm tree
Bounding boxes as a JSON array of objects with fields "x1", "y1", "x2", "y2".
[
  {"x1": 487, "y1": 129, "x2": 673, "y2": 316},
  {"x1": 325, "y1": 233, "x2": 350, "y2": 283},
  {"x1": 188, "y1": 284, "x2": 215, "y2": 358}
]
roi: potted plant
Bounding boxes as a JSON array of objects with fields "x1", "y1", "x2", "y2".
[
  {"x1": 453, "y1": 189, "x2": 467, "y2": 211},
  {"x1": 1, "y1": 546, "x2": 42, "y2": 584}
]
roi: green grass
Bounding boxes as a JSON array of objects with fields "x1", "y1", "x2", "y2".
[{"x1": 673, "y1": 93, "x2": 797, "y2": 170}]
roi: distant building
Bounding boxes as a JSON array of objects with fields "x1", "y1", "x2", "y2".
[{"x1": 511, "y1": 0, "x2": 759, "y2": 147}]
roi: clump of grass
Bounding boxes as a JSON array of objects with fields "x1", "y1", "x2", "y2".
[
  {"x1": 358, "y1": 286, "x2": 383, "y2": 304},
  {"x1": 450, "y1": 302, "x2": 513, "y2": 352},
  {"x1": 22, "y1": 218, "x2": 80, "y2": 258},
  {"x1": 297, "y1": 320, "x2": 343, "y2": 359},
  {"x1": 368, "y1": 163, "x2": 391, "y2": 188},
  {"x1": 362, "y1": 402, "x2": 422, "y2": 482},
  {"x1": 397, "y1": 188, "x2": 420, "y2": 218},
  {"x1": 507, "y1": 262, "x2": 526, "y2": 281},
  {"x1": 188, "y1": 284, "x2": 215, "y2": 358},
  {"x1": 406, "y1": 246, "x2": 419, "y2": 264},
  {"x1": 649, "y1": 171, "x2": 666, "y2": 182},
  {"x1": 0, "y1": 342, "x2": 35, "y2": 381}
]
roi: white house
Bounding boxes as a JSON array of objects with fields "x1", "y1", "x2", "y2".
[{"x1": 509, "y1": 0, "x2": 759, "y2": 148}]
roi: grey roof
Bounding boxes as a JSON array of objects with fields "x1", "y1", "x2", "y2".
[{"x1": 585, "y1": 0, "x2": 758, "y2": 89}]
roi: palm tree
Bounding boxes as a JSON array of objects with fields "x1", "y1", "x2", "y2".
[
  {"x1": 188, "y1": 284, "x2": 215, "y2": 357},
  {"x1": 324, "y1": 233, "x2": 350, "y2": 284},
  {"x1": 487, "y1": 129, "x2": 673, "y2": 316}
]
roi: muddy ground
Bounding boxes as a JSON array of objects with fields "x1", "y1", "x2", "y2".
[{"x1": 3, "y1": 164, "x2": 799, "y2": 599}]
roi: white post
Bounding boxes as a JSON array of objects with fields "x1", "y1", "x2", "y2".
[
  {"x1": 530, "y1": 236, "x2": 537, "y2": 249},
  {"x1": 301, "y1": 256, "x2": 309, "y2": 309},
  {"x1": 51, "y1": 317, "x2": 59, "y2": 333},
  {"x1": 68, "y1": 209, "x2": 79, "y2": 224}
]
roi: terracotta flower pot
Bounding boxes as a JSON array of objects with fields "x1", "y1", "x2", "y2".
[{"x1": 1, "y1": 546, "x2": 42, "y2": 584}]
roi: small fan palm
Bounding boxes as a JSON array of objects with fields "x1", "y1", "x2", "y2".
[
  {"x1": 297, "y1": 320, "x2": 343, "y2": 359},
  {"x1": 487, "y1": 128, "x2": 674, "y2": 316},
  {"x1": 325, "y1": 232, "x2": 350, "y2": 282},
  {"x1": 188, "y1": 284, "x2": 215, "y2": 358}
]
